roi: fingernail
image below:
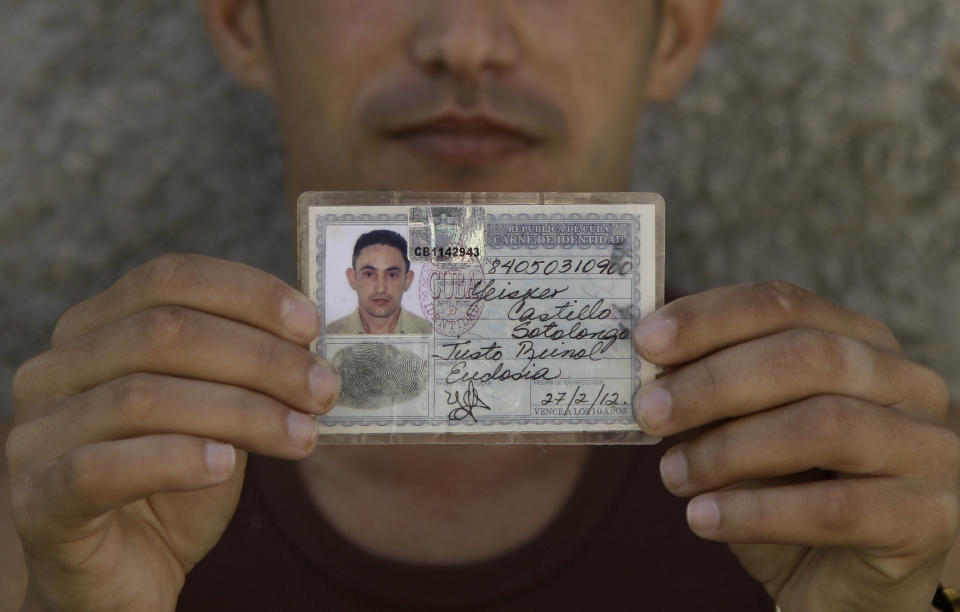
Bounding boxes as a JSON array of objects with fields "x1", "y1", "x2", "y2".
[
  {"x1": 660, "y1": 448, "x2": 688, "y2": 490},
  {"x1": 635, "y1": 386, "x2": 672, "y2": 430},
  {"x1": 310, "y1": 364, "x2": 341, "y2": 409},
  {"x1": 281, "y1": 295, "x2": 321, "y2": 339},
  {"x1": 287, "y1": 411, "x2": 320, "y2": 449},
  {"x1": 634, "y1": 316, "x2": 676, "y2": 357},
  {"x1": 687, "y1": 497, "x2": 721, "y2": 532},
  {"x1": 204, "y1": 441, "x2": 236, "y2": 475}
]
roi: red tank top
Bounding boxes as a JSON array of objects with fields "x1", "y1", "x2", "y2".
[{"x1": 178, "y1": 446, "x2": 774, "y2": 610}]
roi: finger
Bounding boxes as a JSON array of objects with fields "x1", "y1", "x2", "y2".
[
  {"x1": 13, "y1": 306, "x2": 341, "y2": 414},
  {"x1": 634, "y1": 281, "x2": 902, "y2": 365},
  {"x1": 52, "y1": 254, "x2": 321, "y2": 347},
  {"x1": 633, "y1": 328, "x2": 949, "y2": 436},
  {"x1": 658, "y1": 395, "x2": 945, "y2": 497},
  {"x1": 684, "y1": 477, "x2": 958, "y2": 558},
  {"x1": 17, "y1": 435, "x2": 238, "y2": 531},
  {"x1": 6, "y1": 374, "x2": 321, "y2": 474}
]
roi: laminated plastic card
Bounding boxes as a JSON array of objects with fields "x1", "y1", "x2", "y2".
[{"x1": 297, "y1": 191, "x2": 664, "y2": 444}]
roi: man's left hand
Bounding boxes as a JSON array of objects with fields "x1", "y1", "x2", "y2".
[{"x1": 633, "y1": 281, "x2": 959, "y2": 611}]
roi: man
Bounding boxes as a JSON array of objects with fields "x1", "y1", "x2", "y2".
[
  {"x1": 3, "y1": 1, "x2": 958, "y2": 610},
  {"x1": 326, "y1": 229, "x2": 433, "y2": 335}
]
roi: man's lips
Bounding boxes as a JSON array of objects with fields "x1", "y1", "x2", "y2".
[{"x1": 385, "y1": 115, "x2": 538, "y2": 165}]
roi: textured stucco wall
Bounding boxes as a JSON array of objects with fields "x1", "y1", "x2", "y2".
[{"x1": 2, "y1": 1, "x2": 958, "y2": 416}]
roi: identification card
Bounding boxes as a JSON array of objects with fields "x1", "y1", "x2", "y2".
[{"x1": 297, "y1": 192, "x2": 664, "y2": 444}]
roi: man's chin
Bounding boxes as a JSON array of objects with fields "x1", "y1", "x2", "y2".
[
  {"x1": 356, "y1": 149, "x2": 575, "y2": 193},
  {"x1": 363, "y1": 306, "x2": 398, "y2": 319}
]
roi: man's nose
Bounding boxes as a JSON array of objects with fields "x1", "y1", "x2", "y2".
[{"x1": 409, "y1": 0, "x2": 520, "y2": 81}]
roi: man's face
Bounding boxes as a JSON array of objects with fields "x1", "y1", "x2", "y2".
[
  {"x1": 346, "y1": 243, "x2": 414, "y2": 321},
  {"x1": 260, "y1": 1, "x2": 662, "y2": 195}
]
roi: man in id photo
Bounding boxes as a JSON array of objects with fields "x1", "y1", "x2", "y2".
[{"x1": 326, "y1": 229, "x2": 433, "y2": 335}]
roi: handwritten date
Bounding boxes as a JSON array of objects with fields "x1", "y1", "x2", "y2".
[{"x1": 539, "y1": 384, "x2": 621, "y2": 416}]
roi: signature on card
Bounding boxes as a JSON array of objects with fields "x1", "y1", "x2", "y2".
[{"x1": 445, "y1": 381, "x2": 492, "y2": 422}]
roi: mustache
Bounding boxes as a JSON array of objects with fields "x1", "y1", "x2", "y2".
[{"x1": 359, "y1": 77, "x2": 569, "y2": 142}]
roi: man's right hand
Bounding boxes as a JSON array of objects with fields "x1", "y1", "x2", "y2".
[{"x1": 7, "y1": 254, "x2": 340, "y2": 611}]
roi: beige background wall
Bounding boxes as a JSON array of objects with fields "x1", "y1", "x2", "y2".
[{"x1": 1, "y1": 1, "x2": 958, "y2": 416}]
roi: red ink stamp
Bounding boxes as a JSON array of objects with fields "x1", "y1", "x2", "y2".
[{"x1": 419, "y1": 260, "x2": 485, "y2": 337}]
